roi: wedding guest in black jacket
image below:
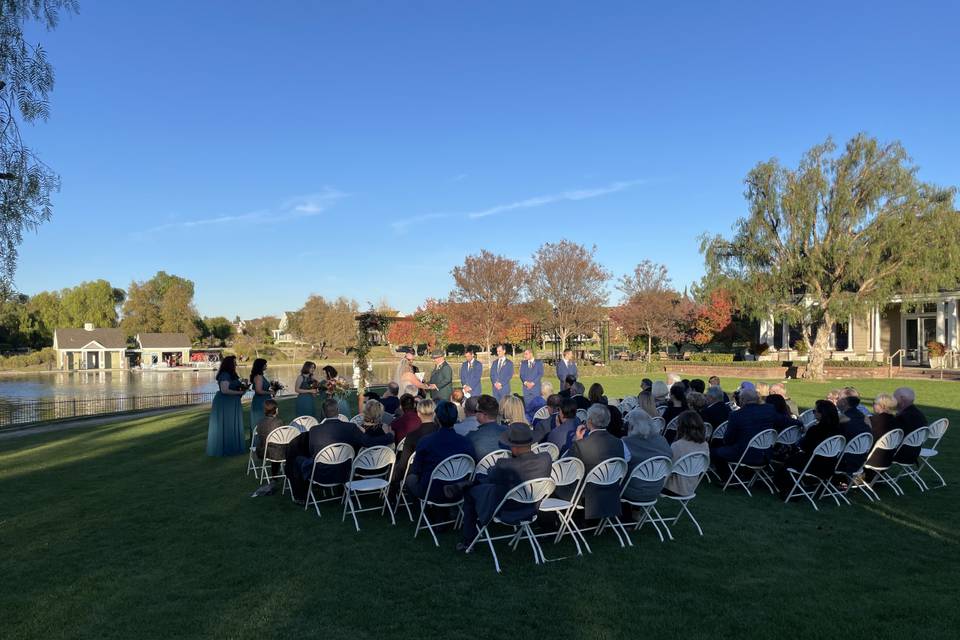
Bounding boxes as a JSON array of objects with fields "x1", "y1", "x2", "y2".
[
  {"x1": 774, "y1": 401, "x2": 842, "y2": 497},
  {"x1": 569, "y1": 404, "x2": 626, "y2": 521},
  {"x1": 893, "y1": 387, "x2": 927, "y2": 464},
  {"x1": 700, "y1": 386, "x2": 731, "y2": 428}
]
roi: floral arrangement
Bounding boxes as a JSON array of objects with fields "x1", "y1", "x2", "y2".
[
  {"x1": 926, "y1": 340, "x2": 947, "y2": 357},
  {"x1": 307, "y1": 378, "x2": 321, "y2": 390},
  {"x1": 325, "y1": 376, "x2": 351, "y2": 398},
  {"x1": 269, "y1": 380, "x2": 285, "y2": 395}
]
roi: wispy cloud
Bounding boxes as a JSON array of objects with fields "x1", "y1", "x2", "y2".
[
  {"x1": 133, "y1": 187, "x2": 348, "y2": 237},
  {"x1": 391, "y1": 179, "x2": 644, "y2": 232},
  {"x1": 452, "y1": 173, "x2": 468, "y2": 182}
]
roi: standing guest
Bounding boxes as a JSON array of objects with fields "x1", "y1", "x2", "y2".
[
  {"x1": 711, "y1": 388, "x2": 783, "y2": 480},
  {"x1": 390, "y1": 394, "x2": 422, "y2": 444},
  {"x1": 765, "y1": 394, "x2": 802, "y2": 431},
  {"x1": 663, "y1": 411, "x2": 710, "y2": 497},
  {"x1": 519, "y1": 349, "x2": 544, "y2": 409},
  {"x1": 589, "y1": 382, "x2": 624, "y2": 438},
  {"x1": 428, "y1": 350, "x2": 453, "y2": 402},
  {"x1": 206, "y1": 355, "x2": 247, "y2": 457},
  {"x1": 456, "y1": 424, "x2": 552, "y2": 552},
  {"x1": 774, "y1": 401, "x2": 843, "y2": 497},
  {"x1": 489, "y1": 344, "x2": 514, "y2": 401},
  {"x1": 651, "y1": 381, "x2": 670, "y2": 407},
  {"x1": 500, "y1": 395, "x2": 529, "y2": 426},
  {"x1": 459, "y1": 349, "x2": 483, "y2": 399},
  {"x1": 455, "y1": 396, "x2": 481, "y2": 436},
  {"x1": 708, "y1": 376, "x2": 730, "y2": 403},
  {"x1": 545, "y1": 398, "x2": 580, "y2": 454},
  {"x1": 467, "y1": 395, "x2": 509, "y2": 459},
  {"x1": 661, "y1": 384, "x2": 689, "y2": 430},
  {"x1": 294, "y1": 361, "x2": 319, "y2": 418},
  {"x1": 569, "y1": 404, "x2": 624, "y2": 521},
  {"x1": 637, "y1": 389, "x2": 659, "y2": 418},
  {"x1": 380, "y1": 382, "x2": 401, "y2": 415},
  {"x1": 321, "y1": 365, "x2": 350, "y2": 416},
  {"x1": 525, "y1": 381, "x2": 552, "y2": 423},
  {"x1": 621, "y1": 409, "x2": 672, "y2": 504},
  {"x1": 769, "y1": 383, "x2": 799, "y2": 416},
  {"x1": 689, "y1": 379, "x2": 706, "y2": 394},
  {"x1": 249, "y1": 357, "x2": 273, "y2": 433},
  {"x1": 700, "y1": 386, "x2": 731, "y2": 427},
  {"x1": 556, "y1": 349, "x2": 578, "y2": 391},
  {"x1": 406, "y1": 401, "x2": 476, "y2": 501}
]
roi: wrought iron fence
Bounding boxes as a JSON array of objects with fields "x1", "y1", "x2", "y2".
[{"x1": 0, "y1": 392, "x2": 218, "y2": 429}]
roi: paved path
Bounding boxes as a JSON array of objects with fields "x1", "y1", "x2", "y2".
[{"x1": 0, "y1": 406, "x2": 191, "y2": 442}]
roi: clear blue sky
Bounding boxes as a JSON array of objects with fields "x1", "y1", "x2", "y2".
[{"x1": 15, "y1": 0, "x2": 960, "y2": 319}]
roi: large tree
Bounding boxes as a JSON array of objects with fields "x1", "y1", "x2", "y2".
[
  {"x1": 450, "y1": 250, "x2": 526, "y2": 357},
  {"x1": 0, "y1": 1, "x2": 77, "y2": 290},
  {"x1": 527, "y1": 240, "x2": 611, "y2": 351},
  {"x1": 701, "y1": 134, "x2": 960, "y2": 379},
  {"x1": 611, "y1": 260, "x2": 685, "y2": 359},
  {"x1": 121, "y1": 271, "x2": 200, "y2": 339},
  {"x1": 289, "y1": 295, "x2": 358, "y2": 358}
]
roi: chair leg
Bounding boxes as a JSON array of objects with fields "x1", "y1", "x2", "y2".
[{"x1": 919, "y1": 460, "x2": 946, "y2": 488}]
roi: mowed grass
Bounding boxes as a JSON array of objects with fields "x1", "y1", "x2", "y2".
[{"x1": 1, "y1": 376, "x2": 959, "y2": 639}]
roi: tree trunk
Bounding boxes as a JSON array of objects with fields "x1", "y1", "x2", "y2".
[
  {"x1": 803, "y1": 317, "x2": 832, "y2": 380},
  {"x1": 647, "y1": 333, "x2": 652, "y2": 361}
]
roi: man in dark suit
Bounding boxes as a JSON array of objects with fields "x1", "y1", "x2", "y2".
[
  {"x1": 466, "y1": 395, "x2": 508, "y2": 460},
  {"x1": 428, "y1": 351, "x2": 453, "y2": 401},
  {"x1": 556, "y1": 349, "x2": 578, "y2": 392},
  {"x1": 711, "y1": 388, "x2": 784, "y2": 480},
  {"x1": 570, "y1": 381, "x2": 591, "y2": 411},
  {"x1": 489, "y1": 344, "x2": 514, "y2": 401},
  {"x1": 519, "y1": 349, "x2": 544, "y2": 408},
  {"x1": 459, "y1": 349, "x2": 483, "y2": 399},
  {"x1": 457, "y1": 423, "x2": 552, "y2": 551},
  {"x1": 546, "y1": 398, "x2": 580, "y2": 454},
  {"x1": 893, "y1": 387, "x2": 927, "y2": 464},
  {"x1": 701, "y1": 386, "x2": 731, "y2": 428},
  {"x1": 568, "y1": 404, "x2": 625, "y2": 520},
  {"x1": 406, "y1": 401, "x2": 475, "y2": 500}
]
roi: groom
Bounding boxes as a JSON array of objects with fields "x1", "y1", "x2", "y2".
[
  {"x1": 489, "y1": 344, "x2": 514, "y2": 402},
  {"x1": 428, "y1": 350, "x2": 453, "y2": 402}
]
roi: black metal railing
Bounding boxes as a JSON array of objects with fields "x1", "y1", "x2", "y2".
[{"x1": 0, "y1": 392, "x2": 218, "y2": 429}]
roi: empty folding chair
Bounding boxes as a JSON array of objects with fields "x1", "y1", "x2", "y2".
[
  {"x1": 413, "y1": 454, "x2": 476, "y2": 546},
  {"x1": 782, "y1": 435, "x2": 846, "y2": 510},
  {"x1": 342, "y1": 446, "x2": 397, "y2": 531},
  {"x1": 291, "y1": 415, "x2": 318, "y2": 432},
  {"x1": 659, "y1": 451, "x2": 710, "y2": 536},
  {"x1": 392, "y1": 451, "x2": 417, "y2": 521},
  {"x1": 532, "y1": 442, "x2": 560, "y2": 461},
  {"x1": 862, "y1": 429, "x2": 904, "y2": 497},
  {"x1": 259, "y1": 426, "x2": 300, "y2": 494},
  {"x1": 574, "y1": 457, "x2": 632, "y2": 547},
  {"x1": 473, "y1": 450, "x2": 510, "y2": 480},
  {"x1": 537, "y1": 458, "x2": 588, "y2": 555},
  {"x1": 821, "y1": 432, "x2": 874, "y2": 505},
  {"x1": 246, "y1": 432, "x2": 261, "y2": 479},
  {"x1": 304, "y1": 443, "x2": 355, "y2": 516},
  {"x1": 889, "y1": 427, "x2": 931, "y2": 493},
  {"x1": 620, "y1": 455, "x2": 673, "y2": 542},
  {"x1": 465, "y1": 477, "x2": 556, "y2": 573},
  {"x1": 917, "y1": 418, "x2": 949, "y2": 488},
  {"x1": 721, "y1": 429, "x2": 778, "y2": 496}
]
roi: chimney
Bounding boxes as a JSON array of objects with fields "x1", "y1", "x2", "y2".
[{"x1": 84, "y1": 323, "x2": 94, "y2": 331}]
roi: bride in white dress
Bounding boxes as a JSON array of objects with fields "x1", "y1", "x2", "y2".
[{"x1": 394, "y1": 354, "x2": 434, "y2": 396}]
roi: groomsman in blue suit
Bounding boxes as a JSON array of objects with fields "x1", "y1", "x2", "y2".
[
  {"x1": 556, "y1": 349, "x2": 578, "y2": 391},
  {"x1": 459, "y1": 349, "x2": 483, "y2": 398},
  {"x1": 519, "y1": 348, "x2": 543, "y2": 406},
  {"x1": 489, "y1": 344, "x2": 514, "y2": 402}
]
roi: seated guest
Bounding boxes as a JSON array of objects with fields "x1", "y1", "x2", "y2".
[
  {"x1": 689, "y1": 379, "x2": 706, "y2": 394},
  {"x1": 708, "y1": 376, "x2": 730, "y2": 403},
  {"x1": 380, "y1": 382, "x2": 401, "y2": 415},
  {"x1": 390, "y1": 398, "x2": 438, "y2": 497},
  {"x1": 589, "y1": 382, "x2": 624, "y2": 437},
  {"x1": 711, "y1": 388, "x2": 782, "y2": 480},
  {"x1": 559, "y1": 374, "x2": 577, "y2": 399},
  {"x1": 450, "y1": 388, "x2": 466, "y2": 420},
  {"x1": 406, "y1": 401, "x2": 476, "y2": 500},
  {"x1": 500, "y1": 395, "x2": 529, "y2": 426},
  {"x1": 525, "y1": 381, "x2": 552, "y2": 423},
  {"x1": 701, "y1": 385, "x2": 731, "y2": 428},
  {"x1": 755, "y1": 382, "x2": 770, "y2": 402},
  {"x1": 769, "y1": 383, "x2": 798, "y2": 417},
  {"x1": 841, "y1": 386, "x2": 871, "y2": 416},
  {"x1": 569, "y1": 404, "x2": 626, "y2": 521},
  {"x1": 661, "y1": 384, "x2": 689, "y2": 436},
  {"x1": 390, "y1": 393, "x2": 421, "y2": 444},
  {"x1": 545, "y1": 398, "x2": 580, "y2": 454},
  {"x1": 253, "y1": 399, "x2": 285, "y2": 493},
  {"x1": 456, "y1": 424, "x2": 552, "y2": 552},
  {"x1": 569, "y1": 381, "x2": 591, "y2": 410},
  {"x1": 732, "y1": 380, "x2": 756, "y2": 407},
  {"x1": 454, "y1": 396, "x2": 481, "y2": 436},
  {"x1": 640, "y1": 378, "x2": 653, "y2": 394},
  {"x1": 534, "y1": 394, "x2": 563, "y2": 432},
  {"x1": 864, "y1": 393, "x2": 899, "y2": 472},
  {"x1": 774, "y1": 401, "x2": 843, "y2": 497},
  {"x1": 621, "y1": 409, "x2": 672, "y2": 505},
  {"x1": 766, "y1": 394, "x2": 802, "y2": 431},
  {"x1": 356, "y1": 400, "x2": 396, "y2": 448},
  {"x1": 651, "y1": 380, "x2": 669, "y2": 406},
  {"x1": 638, "y1": 389, "x2": 659, "y2": 417},
  {"x1": 685, "y1": 391, "x2": 707, "y2": 415},
  {"x1": 893, "y1": 387, "x2": 927, "y2": 464},
  {"x1": 467, "y1": 395, "x2": 508, "y2": 460},
  {"x1": 663, "y1": 411, "x2": 710, "y2": 497},
  {"x1": 837, "y1": 394, "x2": 870, "y2": 441}
]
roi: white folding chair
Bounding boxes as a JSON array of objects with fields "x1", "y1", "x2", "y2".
[
  {"x1": 533, "y1": 406, "x2": 551, "y2": 421},
  {"x1": 246, "y1": 432, "x2": 261, "y2": 479},
  {"x1": 574, "y1": 457, "x2": 631, "y2": 547},
  {"x1": 473, "y1": 450, "x2": 510, "y2": 479},
  {"x1": 821, "y1": 432, "x2": 874, "y2": 505},
  {"x1": 917, "y1": 418, "x2": 949, "y2": 489},
  {"x1": 798, "y1": 410, "x2": 817, "y2": 431},
  {"x1": 651, "y1": 416, "x2": 665, "y2": 433},
  {"x1": 727, "y1": 401, "x2": 739, "y2": 411},
  {"x1": 414, "y1": 454, "x2": 476, "y2": 547},
  {"x1": 536, "y1": 458, "x2": 588, "y2": 556},
  {"x1": 337, "y1": 414, "x2": 350, "y2": 421},
  {"x1": 465, "y1": 477, "x2": 556, "y2": 573},
  {"x1": 620, "y1": 455, "x2": 673, "y2": 542},
  {"x1": 304, "y1": 443, "x2": 355, "y2": 516},
  {"x1": 533, "y1": 442, "x2": 560, "y2": 461},
  {"x1": 782, "y1": 435, "x2": 846, "y2": 510},
  {"x1": 703, "y1": 422, "x2": 714, "y2": 442},
  {"x1": 350, "y1": 414, "x2": 364, "y2": 425},
  {"x1": 721, "y1": 429, "x2": 778, "y2": 496},
  {"x1": 863, "y1": 429, "x2": 904, "y2": 497},
  {"x1": 342, "y1": 446, "x2": 396, "y2": 531},
  {"x1": 711, "y1": 421, "x2": 728, "y2": 444},
  {"x1": 889, "y1": 427, "x2": 931, "y2": 493},
  {"x1": 259, "y1": 426, "x2": 300, "y2": 494},
  {"x1": 659, "y1": 451, "x2": 710, "y2": 536},
  {"x1": 576, "y1": 408, "x2": 589, "y2": 423},
  {"x1": 656, "y1": 405, "x2": 668, "y2": 417},
  {"x1": 776, "y1": 425, "x2": 802, "y2": 447},
  {"x1": 663, "y1": 417, "x2": 680, "y2": 438},
  {"x1": 291, "y1": 415, "x2": 319, "y2": 432},
  {"x1": 393, "y1": 451, "x2": 417, "y2": 521},
  {"x1": 705, "y1": 420, "x2": 729, "y2": 483}
]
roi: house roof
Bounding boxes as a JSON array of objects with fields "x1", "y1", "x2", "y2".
[
  {"x1": 54, "y1": 328, "x2": 127, "y2": 350},
  {"x1": 137, "y1": 333, "x2": 192, "y2": 349}
]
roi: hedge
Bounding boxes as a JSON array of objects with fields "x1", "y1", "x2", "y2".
[{"x1": 687, "y1": 353, "x2": 736, "y2": 363}]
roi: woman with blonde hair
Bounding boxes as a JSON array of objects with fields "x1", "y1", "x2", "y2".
[
  {"x1": 500, "y1": 395, "x2": 529, "y2": 425},
  {"x1": 358, "y1": 399, "x2": 394, "y2": 446},
  {"x1": 868, "y1": 393, "x2": 898, "y2": 443},
  {"x1": 754, "y1": 382, "x2": 770, "y2": 401}
]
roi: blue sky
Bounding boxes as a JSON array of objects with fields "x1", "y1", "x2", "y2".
[{"x1": 15, "y1": 0, "x2": 960, "y2": 318}]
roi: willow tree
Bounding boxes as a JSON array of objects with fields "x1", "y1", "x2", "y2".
[{"x1": 701, "y1": 134, "x2": 960, "y2": 379}]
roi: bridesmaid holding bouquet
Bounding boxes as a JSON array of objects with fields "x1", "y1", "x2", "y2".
[
  {"x1": 206, "y1": 355, "x2": 248, "y2": 456},
  {"x1": 294, "y1": 361, "x2": 319, "y2": 418},
  {"x1": 249, "y1": 358, "x2": 273, "y2": 433}
]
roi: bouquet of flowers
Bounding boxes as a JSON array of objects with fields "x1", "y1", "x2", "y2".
[
  {"x1": 307, "y1": 378, "x2": 321, "y2": 390},
  {"x1": 269, "y1": 380, "x2": 285, "y2": 395},
  {"x1": 325, "y1": 376, "x2": 351, "y2": 398},
  {"x1": 236, "y1": 379, "x2": 251, "y2": 394}
]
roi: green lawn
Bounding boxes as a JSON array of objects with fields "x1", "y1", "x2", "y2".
[{"x1": 1, "y1": 377, "x2": 959, "y2": 639}]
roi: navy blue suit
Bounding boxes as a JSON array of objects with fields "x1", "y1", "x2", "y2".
[
  {"x1": 489, "y1": 357, "x2": 514, "y2": 401},
  {"x1": 519, "y1": 358, "x2": 544, "y2": 405},
  {"x1": 459, "y1": 359, "x2": 483, "y2": 398},
  {"x1": 712, "y1": 403, "x2": 783, "y2": 468},
  {"x1": 410, "y1": 427, "x2": 476, "y2": 500},
  {"x1": 467, "y1": 421, "x2": 509, "y2": 460},
  {"x1": 546, "y1": 417, "x2": 579, "y2": 455},
  {"x1": 556, "y1": 358, "x2": 578, "y2": 388}
]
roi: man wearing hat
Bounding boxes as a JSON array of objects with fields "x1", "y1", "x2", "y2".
[
  {"x1": 456, "y1": 423, "x2": 552, "y2": 552},
  {"x1": 428, "y1": 350, "x2": 453, "y2": 402}
]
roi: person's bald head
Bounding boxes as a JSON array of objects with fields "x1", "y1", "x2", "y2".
[{"x1": 893, "y1": 387, "x2": 916, "y2": 410}]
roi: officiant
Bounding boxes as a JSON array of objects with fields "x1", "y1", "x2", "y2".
[{"x1": 429, "y1": 350, "x2": 453, "y2": 402}]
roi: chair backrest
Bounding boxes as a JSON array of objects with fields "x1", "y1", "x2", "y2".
[
  {"x1": 475, "y1": 449, "x2": 510, "y2": 476},
  {"x1": 798, "y1": 410, "x2": 817, "y2": 428},
  {"x1": 313, "y1": 442, "x2": 355, "y2": 467},
  {"x1": 926, "y1": 418, "x2": 949, "y2": 443},
  {"x1": 583, "y1": 457, "x2": 628, "y2": 487},
  {"x1": 727, "y1": 401, "x2": 739, "y2": 411},
  {"x1": 656, "y1": 405, "x2": 667, "y2": 417},
  {"x1": 430, "y1": 454, "x2": 476, "y2": 483},
  {"x1": 492, "y1": 477, "x2": 557, "y2": 518},
  {"x1": 842, "y1": 431, "x2": 874, "y2": 457},
  {"x1": 651, "y1": 416, "x2": 665, "y2": 433},
  {"x1": 711, "y1": 421, "x2": 728, "y2": 442},
  {"x1": 350, "y1": 414, "x2": 364, "y2": 425},
  {"x1": 533, "y1": 406, "x2": 551, "y2": 421},
  {"x1": 663, "y1": 416, "x2": 680, "y2": 434},
  {"x1": 621, "y1": 455, "x2": 672, "y2": 497},
  {"x1": 351, "y1": 445, "x2": 396, "y2": 474},
  {"x1": 733, "y1": 429, "x2": 777, "y2": 468},
  {"x1": 576, "y1": 408, "x2": 588, "y2": 423},
  {"x1": 337, "y1": 414, "x2": 350, "y2": 422},
  {"x1": 396, "y1": 436, "x2": 407, "y2": 454},
  {"x1": 777, "y1": 425, "x2": 802, "y2": 446},
  {"x1": 671, "y1": 451, "x2": 709, "y2": 478},
  {"x1": 261, "y1": 426, "x2": 301, "y2": 462},
  {"x1": 533, "y1": 442, "x2": 560, "y2": 461},
  {"x1": 398, "y1": 451, "x2": 417, "y2": 485},
  {"x1": 900, "y1": 427, "x2": 929, "y2": 449},
  {"x1": 873, "y1": 428, "x2": 904, "y2": 452},
  {"x1": 811, "y1": 434, "x2": 846, "y2": 459},
  {"x1": 703, "y1": 422, "x2": 714, "y2": 441},
  {"x1": 291, "y1": 415, "x2": 319, "y2": 430},
  {"x1": 549, "y1": 457, "x2": 585, "y2": 489}
]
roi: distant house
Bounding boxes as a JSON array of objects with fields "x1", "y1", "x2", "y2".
[
  {"x1": 272, "y1": 312, "x2": 303, "y2": 344},
  {"x1": 136, "y1": 333, "x2": 192, "y2": 367},
  {"x1": 53, "y1": 324, "x2": 127, "y2": 371}
]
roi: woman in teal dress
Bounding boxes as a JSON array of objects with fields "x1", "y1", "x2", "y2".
[
  {"x1": 206, "y1": 355, "x2": 248, "y2": 457},
  {"x1": 320, "y1": 365, "x2": 352, "y2": 416},
  {"x1": 249, "y1": 358, "x2": 273, "y2": 435},
  {"x1": 294, "y1": 361, "x2": 319, "y2": 418}
]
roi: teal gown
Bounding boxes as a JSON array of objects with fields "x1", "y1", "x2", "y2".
[
  {"x1": 206, "y1": 372, "x2": 246, "y2": 457},
  {"x1": 295, "y1": 374, "x2": 317, "y2": 418},
  {"x1": 250, "y1": 374, "x2": 271, "y2": 434}
]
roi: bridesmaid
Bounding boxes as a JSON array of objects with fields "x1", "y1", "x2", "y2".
[
  {"x1": 206, "y1": 355, "x2": 248, "y2": 456},
  {"x1": 249, "y1": 358, "x2": 273, "y2": 433},
  {"x1": 322, "y1": 365, "x2": 351, "y2": 417},
  {"x1": 294, "y1": 361, "x2": 319, "y2": 418}
]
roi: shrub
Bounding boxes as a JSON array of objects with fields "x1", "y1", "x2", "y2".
[
  {"x1": 823, "y1": 359, "x2": 885, "y2": 368},
  {"x1": 750, "y1": 342, "x2": 770, "y2": 356},
  {"x1": 792, "y1": 339, "x2": 809, "y2": 356},
  {"x1": 0, "y1": 347, "x2": 57, "y2": 370},
  {"x1": 687, "y1": 353, "x2": 736, "y2": 363}
]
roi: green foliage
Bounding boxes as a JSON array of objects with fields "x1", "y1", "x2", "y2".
[
  {"x1": 121, "y1": 271, "x2": 199, "y2": 340},
  {"x1": 822, "y1": 359, "x2": 885, "y2": 368},
  {"x1": 0, "y1": 345, "x2": 55, "y2": 369},
  {"x1": 792, "y1": 339, "x2": 809, "y2": 356},
  {"x1": 289, "y1": 295, "x2": 358, "y2": 358},
  {"x1": 687, "y1": 353, "x2": 736, "y2": 363}
]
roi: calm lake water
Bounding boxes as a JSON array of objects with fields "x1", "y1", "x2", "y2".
[{"x1": 0, "y1": 362, "x2": 402, "y2": 403}]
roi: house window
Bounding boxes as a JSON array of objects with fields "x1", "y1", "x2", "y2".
[{"x1": 922, "y1": 302, "x2": 938, "y2": 314}]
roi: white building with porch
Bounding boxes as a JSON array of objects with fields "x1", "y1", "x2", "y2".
[
  {"x1": 53, "y1": 324, "x2": 128, "y2": 370},
  {"x1": 136, "y1": 333, "x2": 192, "y2": 367}
]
